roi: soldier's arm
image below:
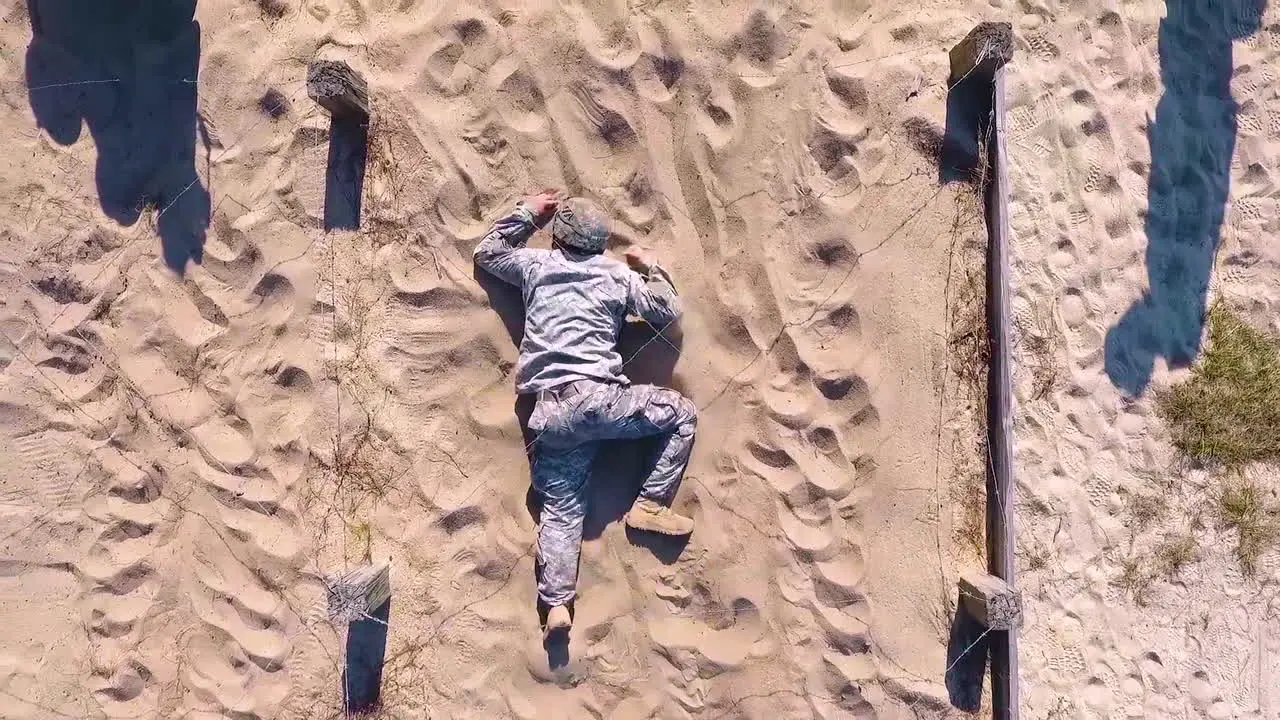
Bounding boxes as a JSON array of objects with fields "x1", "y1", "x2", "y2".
[
  {"x1": 473, "y1": 204, "x2": 543, "y2": 287},
  {"x1": 625, "y1": 263, "x2": 682, "y2": 326}
]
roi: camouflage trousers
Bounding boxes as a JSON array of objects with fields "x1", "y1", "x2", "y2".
[{"x1": 527, "y1": 379, "x2": 697, "y2": 607}]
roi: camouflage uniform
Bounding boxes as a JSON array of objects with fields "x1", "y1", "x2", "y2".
[{"x1": 474, "y1": 200, "x2": 696, "y2": 607}]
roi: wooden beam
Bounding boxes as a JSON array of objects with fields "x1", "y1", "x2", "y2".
[
  {"x1": 947, "y1": 19, "x2": 1018, "y2": 720},
  {"x1": 308, "y1": 60, "x2": 370, "y2": 120},
  {"x1": 985, "y1": 47, "x2": 1020, "y2": 720}
]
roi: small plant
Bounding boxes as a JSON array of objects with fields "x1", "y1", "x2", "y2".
[
  {"x1": 1217, "y1": 480, "x2": 1279, "y2": 575},
  {"x1": 256, "y1": 0, "x2": 287, "y2": 20},
  {"x1": 1154, "y1": 534, "x2": 1199, "y2": 578},
  {"x1": 1021, "y1": 544, "x2": 1050, "y2": 572},
  {"x1": 1112, "y1": 554, "x2": 1153, "y2": 605},
  {"x1": 350, "y1": 521, "x2": 373, "y2": 563},
  {"x1": 1044, "y1": 697, "x2": 1077, "y2": 720},
  {"x1": 1021, "y1": 304, "x2": 1060, "y2": 400},
  {"x1": 1126, "y1": 493, "x2": 1166, "y2": 533},
  {"x1": 1158, "y1": 303, "x2": 1280, "y2": 466}
]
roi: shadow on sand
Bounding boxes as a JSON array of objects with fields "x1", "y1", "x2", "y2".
[
  {"x1": 944, "y1": 590, "x2": 990, "y2": 713},
  {"x1": 25, "y1": 0, "x2": 209, "y2": 275},
  {"x1": 940, "y1": 69, "x2": 994, "y2": 186},
  {"x1": 343, "y1": 597, "x2": 389, "y2": 714},
  {"x1": 1104, "y1": 0, "x2": 1265, "y2": 395}
]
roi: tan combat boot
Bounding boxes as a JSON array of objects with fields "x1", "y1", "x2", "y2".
[
  {"x1": 625, "y1": 497, "x2": 694, "y2": 536},
  {"x1": 545, "y1": 605, "x2": 571, "y2": 635}
]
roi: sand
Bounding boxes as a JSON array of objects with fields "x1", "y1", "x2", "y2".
[
  {"x1": 1005, "y1": 1, "x2": 1280, "y2": 718},
  {"x1": 0, "y1": 0, "x2": 1274, "y2": 719}
]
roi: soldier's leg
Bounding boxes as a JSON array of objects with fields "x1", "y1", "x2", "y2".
[
  {"x1": 630, "y1": 387, "x2": 698, "y2": 503},
  {"x1": 533, "y1": 440, "x2": 598, "y2": 609},
  {"x1": 573, "y1": 384, "x2": 697, "y2": 513}
]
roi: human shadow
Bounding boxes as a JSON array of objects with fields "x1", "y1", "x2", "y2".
[
  {"x1": 25, "y1": 0, "x2": 209, "y2": 275},
  {"x1": 1104, "y1": 0, "x2": 1265, "y2": 395}
]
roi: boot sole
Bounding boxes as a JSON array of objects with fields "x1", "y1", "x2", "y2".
[{"x1": 625, "y1": 516, "x2": 693, "y2": 536}]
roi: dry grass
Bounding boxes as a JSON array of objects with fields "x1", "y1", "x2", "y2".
[
  {"x1": 939, "y1": 172, "x2": 989, "y2": 563},
  {"x1": 1044, "y1": 697, "x2": 1077, "y2": 720},
  {"x1": 1019, "y1": 542, "x2": 1050, "y2": 572},
  {"x1": 1112, "y1": 554, "x2": 1153, "y2": 605},
  {"x1": 1157, "y1": 303, "x2": 1280, "y2": 466},
  {"x1": 256, "y1": 0, "x2": 288, "y2": 20},
  {"x1": 1154, "y1": 534, "x2": 1199, "y2": 579},
  {"x1": 1217, "y1": 480, "x2": 1279, "y2": 575},
  {"x1": 1125, "y1": 492, "x2": 1166, "y2": 534},
  {"x1": 1020, "y1": 304, "x2": 1059, "y2": 400}
]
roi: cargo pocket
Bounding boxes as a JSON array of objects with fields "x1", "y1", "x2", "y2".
[{"x1": 528, "y1": 402, "x2": 549, "y2": 433}]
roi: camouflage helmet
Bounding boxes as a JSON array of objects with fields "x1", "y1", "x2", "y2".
[{"x1": 551, "y1": 197, "x2": 609, "y2": 254}]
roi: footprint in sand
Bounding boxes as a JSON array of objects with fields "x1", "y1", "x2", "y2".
[
  {"x1": 15, "y1": 430, "x2": 84, "y2": 508},
  {"x1": 490, "y1": 59, "x2": 549, "y2": 134},
  {"x1": 633, "y1": 19, "x2": 685, "y2": 102},
  {"x1": 730, "y1": 7, "x2": 789, "y2": 88},
  {"x1": 77, "y1": 451, "x2": 169, "y2": 717},
  {"x1": 558, "y1": 0, "x2": 640, "y2": 70}
]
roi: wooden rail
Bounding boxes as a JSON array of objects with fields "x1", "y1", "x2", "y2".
[
  {"x1": 984, "y1": 45, "x2": 1019, "y2": 720},
  {"x1": 948, "y1": 21, "x2": 1020, "y2": 720}
]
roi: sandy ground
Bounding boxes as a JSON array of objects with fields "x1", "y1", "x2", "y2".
[
  {"x1": 0, "y1": 1, "x2": 993, "y2": 718},
  {"x1": 1, "y1": 0, "x2": 1275, "y2": 719},
  {"x1": 1005, "y1": 1, "x2": 1280, "y2": 719}
]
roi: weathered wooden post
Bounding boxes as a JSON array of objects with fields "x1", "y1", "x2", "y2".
[
  {"x1": 959, "y1": 571, "x2": 1024, "y2": 632},
  {"x1": 326, "y1": 563, "x2": 391, "y2": 715},
  {"x1": 308, "y1": 61, "x2": 370, "y2": 120},
  {"x1": 308, "y1": 59, "x2": 370, "y2": 232},
  {"x1": 948, "y1": 23, "x2": 1015, "y2": 87},
  {"x1": 945, "y1": 21, "x2": 1020, "y2": 720}
]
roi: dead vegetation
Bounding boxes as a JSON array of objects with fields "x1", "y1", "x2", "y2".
[
  {"x1": 1154, "y1": 534, "x2": 1198, "y2": 579},
  {"x1": 942, "y1": 178, "x2": 989, "y2": 561},
  {"x1": 1019, "y1": 303, "x2": 1059, "y2": 400},
  {"x1": 1112, "y1": 553, "x2": 1153, "y2": 605},
  {"x1": 1217, "y1": 480, "x2": 1279, "y2": 575},
  {"x1": 1125, "y1": 492, "x2": 1166, "y2": 534}
]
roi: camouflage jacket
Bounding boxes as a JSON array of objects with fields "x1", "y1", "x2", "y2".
[{"x1": 474, "y1": 205, "x2": 681, "y2": 393}]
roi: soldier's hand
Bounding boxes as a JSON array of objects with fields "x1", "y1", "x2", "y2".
[
  {"x1": 623, "y1": 247, "x2": 656, "y2": 275},
  {"x1": 522, "y1": 190, "x2": 560, "y2": 220}
]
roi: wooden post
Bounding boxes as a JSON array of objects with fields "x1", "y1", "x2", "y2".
[
  {"x1": 308, "y1": 60, "x2": 370, "y2": 121},
  {"x1": 327, "y1": 563, "x2": 390, "y2": 715},
  {"x1": 327, "y1": 563, "x2": 390, "y2": 622},
  {"x1": 960, "y1": 572, "x2": 1023, "y2": 631},
  {"x1": 948, "y1": 22, "x2": 1014, "y2": 86},
  {"x1": 307, "y1": 59, "x2": 370, "y2": 231}
]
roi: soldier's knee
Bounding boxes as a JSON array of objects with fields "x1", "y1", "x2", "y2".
[
  {"x1": 680, "y1": 397, "x2": 697, "y2": 423},
  {"x1": 672, "y1": 394, "x2": 697, "y2": 433},
  {"x1": 647, "y1": 388, "x2": 697, "y2": 432}
]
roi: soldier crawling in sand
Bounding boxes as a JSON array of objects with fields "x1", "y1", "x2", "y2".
[{"x1": 474, "y1": 190, "x2": 696, "y2": 636}]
